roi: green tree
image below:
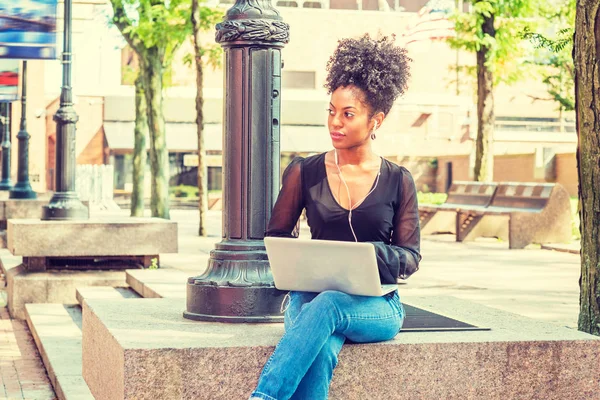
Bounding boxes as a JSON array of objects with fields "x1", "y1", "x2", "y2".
[
  {"x1": 448, "y1": 0, "x2": 539, "y2": 181},
  {"x1": 131, "y1": 74, "x2": 148, "y2": 216},
  {"x1": 522, "y1": 0, "x2": 575, "y2": 131},
  {"x1": 573, "y1": 0, "x2": 600, "y2": 335},
  {"x1": 190, "y1": 0, "x2": 222, "y2": 236},
  {"x1": 110, "y1": 0, "x2": 192, "y2": 219}
]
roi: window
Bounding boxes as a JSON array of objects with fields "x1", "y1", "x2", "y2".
[
  {"x1": 276, "y1": 0, "x2": 298, "y2": 6},
  {"x1": 208, "y1": 167, "x2": 222, "y2": 191},
  {"x1": 303, "y1": 1, "x2": 322, "y2": 7},
  {"x1": 113, "y1": 153, "x2": 133, "y2": 190}
]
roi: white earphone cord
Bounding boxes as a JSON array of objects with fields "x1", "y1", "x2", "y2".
[{"x1": 334, "y1": 149, "x2": 381, "y2": 242}]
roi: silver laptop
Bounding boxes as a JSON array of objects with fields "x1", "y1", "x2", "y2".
[{"x1": 264, "y1": 237, "x2": 398, "y2": 297}]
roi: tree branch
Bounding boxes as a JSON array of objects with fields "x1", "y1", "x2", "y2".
[
  {"x1": 525, "y1": 93, "x2": 554, "y2": 102},
  {"x1": 109, "y1": 0, "x2": 143, "y2": 54}
]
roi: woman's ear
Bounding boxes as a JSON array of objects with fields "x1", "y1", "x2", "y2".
[{"x1": 372, "y1": 112, "x2": 385, "y2": 130}]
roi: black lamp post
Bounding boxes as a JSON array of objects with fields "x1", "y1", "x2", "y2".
[
  {"x1": 184, "y1": 0, "x2": 290, "y2": 322},
  {"x1": 9, "y1": 61, "x2": 36, "y2": 199},
  {"x1": 0, "y1": 102, "x2": 12, "y2": 191},
  {"x1": 42, "y1": 0, "x2": 87, "y2": 220}
]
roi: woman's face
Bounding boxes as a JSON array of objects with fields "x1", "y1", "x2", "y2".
[{"x1": 327, "y1": 85, "x2": 375, "y2": 150}]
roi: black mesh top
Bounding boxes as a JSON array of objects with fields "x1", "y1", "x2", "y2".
[{"x1": 266, "y1": 152, "x2": 421, "y2": 283}]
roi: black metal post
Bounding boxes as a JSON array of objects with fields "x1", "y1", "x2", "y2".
[
  {"x1": 42, "y1": 0, "x2": 87, "y2": 219},
  {"x1": 445, "y1": 162, "x2": 453, "y2": 193},
  {"x1": 184, "y1": 1, "x2": 290, "y2": 322},
  {"x1": 0, "y1": 102, "x2": 13, "y2": 191},
  {"x1": 9, "y1": 61, "x2": 36, "y2": 199}
]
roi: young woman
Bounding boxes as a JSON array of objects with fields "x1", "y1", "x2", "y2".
[{"x1": 250, "y1": 33, "x2": 421, "y2": 400}]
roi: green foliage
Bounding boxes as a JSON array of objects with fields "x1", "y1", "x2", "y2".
[
  {"x1": 447, "y1": 0, "x2": 542, "y2": 87},
  {"x1": 182, "y1": 43, "x2": 223, "y2": 69},
  {"x1": 187, "y1": 2, "x2": 224, "y2": 69},
  {"x1": 523, "y1": 28, "x2": 573, "y2": 53},
  {"x1": 521, "y1": 0, "x2": 575, "y2": 113},
  {"x1": 169, "y1": 184, "x2": 199, "y2": 199},
  {"x1": 111, "y1": 0, "x2": 188, "y2": 63},
  {"x1": 191, "y1": 3, "x2": 223, "y2": 31},
  {"x1": 121, "y1": 63, "x2": 138, "y2": 85},
  {"x1": 110, "y1": 0, "x2": 223, "y2": 74},
  {"x1": 149, "y1": 257, "x2": 159, "y2": 269},
  {"x1": 417, "y1": 192, "x2": 448, "y2": 206}
]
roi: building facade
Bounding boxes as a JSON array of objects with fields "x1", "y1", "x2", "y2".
[{"x1": 7, "y1": 0, "x2": 578, "y2": 197}]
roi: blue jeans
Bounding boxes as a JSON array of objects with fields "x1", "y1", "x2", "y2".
[{"x1": 251, "y1": 290, "x2": 405, "y2": 400}]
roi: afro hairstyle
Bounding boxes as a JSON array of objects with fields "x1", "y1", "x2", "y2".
[{"x1": 324, "y1": 33, "x2": 411, "y2": 116}]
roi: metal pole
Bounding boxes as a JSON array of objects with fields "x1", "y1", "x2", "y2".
[
  {"x1": 42, "y1": 0, "x2": 88, "y2": 219},
  {"x1": 445, "y1": 162, "x2": 453, "y2": 193},
  {"x1": 184, "y1": 1, "x2": 290, "y2": 322},
  {"x1": 9, "y1": 61, "x2": 36, "y2": 199},
  {"x1": 0, "y1": 102, "x2": 13, "y2": 191}
]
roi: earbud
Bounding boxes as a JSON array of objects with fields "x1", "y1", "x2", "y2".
[{"x1": 333, "y1": 149, "x2": 381, "y2": 243}]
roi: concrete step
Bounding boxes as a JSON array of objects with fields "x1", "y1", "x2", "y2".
[
  {"x1": 5, "y1": 266, "x2": 127, "y2": 320},
  {"x1": 25, "y1": 303, "x2": 93, "y2": 400},
  {"x1": 0, "y1": 248, "x2": 22, "y2": 276},
  {"x1": 26, "y1": 287, "x2": 142, "y2": 400},
  {"x1": 126, "y1": 268, "x2": 190, "y2": 299},
  {"x1": 76, "y1": 286, "x2": 140, "y2": 306}
]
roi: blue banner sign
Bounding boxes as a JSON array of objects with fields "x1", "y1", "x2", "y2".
[
  {"x1": 0, "y1": 0, "x2": 58, "y2": 60},
  {"x1": 0, "y1": 59, "x2": 18, "y2": 101}
]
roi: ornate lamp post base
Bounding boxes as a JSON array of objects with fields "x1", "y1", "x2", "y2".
[
  {"x1": 42, "y1": 192, "x2": 88, "y2": 220},
  {"x1": 8, "y1": 183, "x2": 37, "y2": 199},
  {"x1": 9, "y1": 61, "x2": 36, "y2": 200},
  {"x1": 185, "y1": 241, "x2": 286, "y2": 322}
]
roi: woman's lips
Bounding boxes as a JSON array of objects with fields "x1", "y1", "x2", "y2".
[{"x1": 330, "y1": 131, "x2": 345, "y2": 140}]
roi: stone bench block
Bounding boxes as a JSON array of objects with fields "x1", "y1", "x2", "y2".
[
  {"x1": 7, "y1": 218, "x2": 177, "y2": 257},
  {"x1": 6, "y1": 263, "x2": 127, "y2": 320},
  {"x1": 0, "y1": 199, "x2": 87, "y2": 222},
  {"x1": 82, "y1": 296, "x2": 600, "y2": 400}
]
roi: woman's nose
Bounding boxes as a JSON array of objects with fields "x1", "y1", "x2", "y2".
[{"x1": 330, "y1": 114, "x2": 342, "y2": 128}]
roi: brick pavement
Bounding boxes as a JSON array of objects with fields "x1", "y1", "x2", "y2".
[{"x1": 0, "y1": 273, "x2": 56, "y2": 400}]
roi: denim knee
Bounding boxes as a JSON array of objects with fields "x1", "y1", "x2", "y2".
[{"x1": 313, "y1": 290, "x2": 348, "y2": 309}]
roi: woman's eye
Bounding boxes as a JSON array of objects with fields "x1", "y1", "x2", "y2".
[
  {"x1": 345, "y1": 112, "x2": 354, "y2": 118},
  {"x1": 326, "y1": 108, "x2": 335, "y2": 115}
]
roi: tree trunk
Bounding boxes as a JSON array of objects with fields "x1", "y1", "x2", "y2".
[
  {"x1": 141, "y1": 50, "x2": 170, "y2": 219},
  {"x1": 574, "y1": 0, "x2": 600, "y2": 335},
  {"x1": 192, "y1": 0, "x2": 208, "y2": 236},
  {"x1": 473, "y1": 13, "x2": 495, "y2": 182},
  {"x1": 130, "y1": 74, "x2": 148, "y2": 217}
]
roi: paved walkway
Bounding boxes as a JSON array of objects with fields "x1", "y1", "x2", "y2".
[
  {"x1": 161, "y1": 209, "x2": 582, "y2": 329},
  {"x1": 0, "y1": 274, "x2": 56, "y2": 400}
]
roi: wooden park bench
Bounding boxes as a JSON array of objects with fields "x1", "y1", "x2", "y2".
[
  {"x1": 455, "y1": 182, "x2": 572, "y2": 249},
  {"x1": 419, "y1": 181, "x2": 498, "y2": 235}
]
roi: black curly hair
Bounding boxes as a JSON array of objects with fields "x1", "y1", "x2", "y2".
[{"x1": 325, "y1": 33, "x2": 411, "y2": 117}]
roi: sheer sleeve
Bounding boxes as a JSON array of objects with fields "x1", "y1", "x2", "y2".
[
  {"x1": 265, "y1": 157, "x2": 305, "y2": 238},
  {"x1": 371, "y1": 167, "x2": 422, "y2": 282}
]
